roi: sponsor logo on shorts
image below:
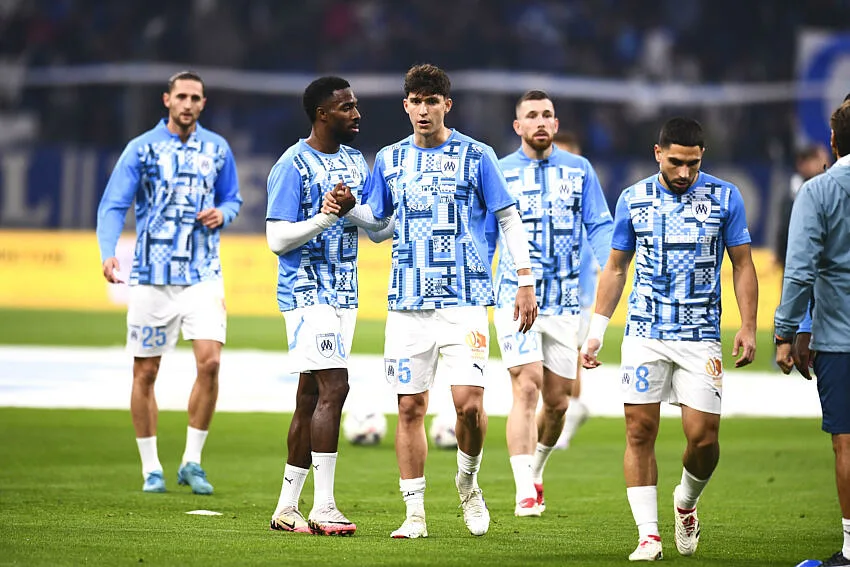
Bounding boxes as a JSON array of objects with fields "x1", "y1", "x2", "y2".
[
  {"x1": 466, "y1": 330, "x2": 488, "y2": 361},
  {"x1": 317, "y1": 333, "x2": 336, "y2": 358},
  {"x1": 705, "y1": 357, "x2": 723, "y2": 377}
]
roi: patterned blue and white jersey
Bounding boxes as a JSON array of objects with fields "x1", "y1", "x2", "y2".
[
  {"x1": 267, "y1": 139, "x2": 370, "y2": 312},
  {"x1": 96, "y1": 119, "x2": 242, "y2": 286},
  {"x1": 488, "y1": 148, "x2": 612, "y2": 315},
  {"x1": 363, "y1": 130, "x2": 515, "y2": 310},
  {"x1": 612, "y1": 171, "x2": 751, "y2": 340}
]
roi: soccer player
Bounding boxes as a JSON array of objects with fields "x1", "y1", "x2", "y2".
[
  {"x1": 552, "y1": 131, "x2": 596, "y2": 452},
  {"x1": 323, "y1": 64, "x2": 537, "y2": 538},
  {"x1": 582, "y1": 117, "x2": 758, "y2": 561},
  {"x1": 775, "y1": 101, "x2": 850, "y2": 567},
  {"x1": 265, "y1": 76, "x2": 368, "y2": 536},
  {"x1": 486, "y1": 92, "x2": 612, "y2": 516},
  {"x1": 96, "y1": 71, "x2": 243, "y2": 495}
]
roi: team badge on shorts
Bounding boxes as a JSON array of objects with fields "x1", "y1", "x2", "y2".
[
  {"x1": 316, "y1": 333, "x2": 336, "y2": 358},
  {"x1": 691, "y1": 196, "x2": 711, "y2": 223}
]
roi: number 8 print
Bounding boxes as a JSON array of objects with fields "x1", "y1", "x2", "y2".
[{"x1": 635, "y1": 365, "x2": 650, "y2": 392}]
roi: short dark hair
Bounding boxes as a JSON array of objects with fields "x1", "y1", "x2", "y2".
[
  {"x1": 553, "y1": 131, "x2": 580, "y2": 153},
  {"x1": 830, "y1": 101, "x2": 850, "y2": 158},
  {"x1": 658, "y1": 117, "x2": 705, "y2": 149},
  {"x1": 795, "y1": 144, "x2": 826, "y2": 163},
  {"x1": 404, "y1": 64, "x2": 450, "y2": 98},
  {"x1": 844, "y1": 92, "x2": 850, "y2": 102},
  {"x1": 303, "y1": 76, "x2": 351, "y2": 123},
  {"x1": 167, "y1": 70, "x2": 204, "y2": 94},
  {"x1": 516, "y1": 90, "x2": 551, "y2": 109}
]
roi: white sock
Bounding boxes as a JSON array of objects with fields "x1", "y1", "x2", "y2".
[
  {"x1": 509, "y1": 454, "x2": 536, "y2": 503},
  {"x1": 311, "y1": 452, "x2": 338, "y2": 510},
  {"x1": 561, "y1": 397, "x2": 588, "y2": 447},
  {"x1": 273, "y1": 464, "x2": 309, "y2": 517},
  {"x1": 843, "y1": 517, "x2": 850, "y2": 559},
  {"x1": 136, "y1": 436, "x2": 163, "y2": 477},
  {"x1": 400, "y1": 476, "x2": 426, "y2": 518},
  {"x1": 674, "y1": 467, "x2": 710, "y2": 510},
  {"x1": 181, "y1": 426, "x2": 208, "y2": 465},
  {"x1": 627, "y1": 485, "x2": 659, "y2": 540},
  {"x1": 531, "y1": 443, "x2": 555, "y2": 484},
  {"x1": 456, "y1": 449, "x2": 481, "y2": 495}
]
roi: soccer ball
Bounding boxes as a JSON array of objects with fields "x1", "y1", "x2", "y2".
[
  {"x1": 428, "y1": 412, "x2": 458, "y2": 449},
  {"x1": 342, "y1": 410, "x2": 387, "y2": 446}
]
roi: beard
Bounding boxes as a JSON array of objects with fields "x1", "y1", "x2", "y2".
[
  {"x1": 661, "y1": 171, "x2": 694, "y2": 194},
  {"x1": 525, "y1": 134, "x2": 552, "y2": 153}
]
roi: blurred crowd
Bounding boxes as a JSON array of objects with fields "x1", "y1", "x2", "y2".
[{"x1": 1, "y1": 0, "x2": 849, "y2": 159}]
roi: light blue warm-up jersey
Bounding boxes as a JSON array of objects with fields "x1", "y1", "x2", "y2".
[
  {"x1": 487, "y1": 148, "x2": 613, "y2": 316},
  {"x1": 612, "y1": 171, "x2": 751, "y2": 341},
  {"x1": 96, "y1": 119, "x2": 242, "y2": 286},
  {"x1": 578, "y1": 236, "x2": 599, "y2": 309},
  {"x1": 266, "y1": 139, "x2": 370, "y2": 312},
  {"x1": 363, "y1": 130, "x2": 516, "y2": 310}
]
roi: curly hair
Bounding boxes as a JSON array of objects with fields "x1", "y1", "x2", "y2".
[{"x1": 404, "y1": 64, "x2": 450, "y2": 98}]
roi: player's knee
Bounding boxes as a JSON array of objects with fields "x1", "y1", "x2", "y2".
[
  {"x1": 397, "y1": 395, "x2": 427, "y2": 425},
  {"x1": 133, "y1": 358, "x2": 160, "y2": 386},
  {"x1": 625, "y1": 418, "x2": 658, "y2": 447},
  {"x1": 514, "y1": 380, "x2": 540, "y2": 408},
  {"x1": 455, "y1": 401, "x2": 484, "y2": 429},
  {"x1": 322, "y1": 379, "x2": 350, "y2": 405},
  {"x1": 832, "y1": 433, "x2": 850, "y2": 456},
  {"x1": 196, "y1": 355, "x2": 221, "y2": 380},
  {"x1": 543, "y1": 396, "x2": 569, "y2": 416}
]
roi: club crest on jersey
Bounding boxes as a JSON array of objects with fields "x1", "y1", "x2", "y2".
[
  {"x1": 441, "y1": 156, "x2": 459, "y2": 176},
  {"x1": 196, "y1": 154, "x2": 214, "y2": 177},
  {"x1": 348, "y1": 165, "x2": 362, "y2": 186},
  {"x1": 691, "y1": 196, "x2": 711, "y2": 223},
  {"x1": 316, "y1": 333, "x2": 336, "y2": 358},
  {"x1": 557, "y1": 177, "x2": 580, "y2": 201}
]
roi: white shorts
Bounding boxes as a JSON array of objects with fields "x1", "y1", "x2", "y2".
[
  {"x1": 127, "y1": 279, "x2": 226, "y2": 358},
  {"x1": 620, "y1": 336, "x2": 724, "y2": 414},
  {"x1": 494, "y1": 308, "x2": 580, "y2": 379},
  {"x1": 283, "y1": 304, "x2": 357, "y2": 372},
  {"x1": 384, "y1": 306, "x2": 489, "y2": 395}
]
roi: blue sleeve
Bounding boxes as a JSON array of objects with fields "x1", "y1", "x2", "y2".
[
  {"x1": 96, "y1": 143, "x2": 140, "y2": 262},
  {"x1": 266, "y1": 161, "x2": 304, "y2": 222},
  {"x1": 479, "y1": 146, "x2": 516, "y2": 213},
  {"x1": 363, "y1": 152, "x2": 392, "y2": 219},
  {"x1": 797, "y1": 303, "x2": 813, "y2": 334},
  {"x1": 610, "y1": 190, "x2": 635, "y2": 251},
  {"x1": 214, "y1": 144, "x2": 242, "y2": 227},
  {"x1": 580, "y1": 162, "x2": 614, "y2": 267},
  {"x1": 357, "y1": 155, "x2": 372, "y2": 204},
  {"x1": 774, "y1": 181, "x2": 823, "y2": 339},
  {"x1": 484, "y1": 212, "x2": 499, "y2": 265},
  {"x1": 723, "y1": 186, "x2": 752, "y2": 247}
]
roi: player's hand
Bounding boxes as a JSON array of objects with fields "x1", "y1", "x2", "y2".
[
  {"x1": 792, "y1": 332, "x2": 813, "y2": 380},
  {"x1": 332, "y1": 182, "x2": 356, "y2": 216},
  {"x1": 322, "y1": 191, "x2": 341, "y2": 215},
  {"x1": 513, "y1": 285, "x2": 538, "y2": 334},
  {"x1": 197, "y1": 208, "x2": 224, "y2": 229},
  {"x1": 775, "y1": 342, "x2": 794, "y2": 374},
  {"x1": 732, "y1": 327, "x2": 756, "y2": 368},
  {"x1": 102, "y1": 257, "x2": 123, "y2": 284},
  {"x1": 581, "y1": 338, "x2": 602, "y2": 369}
]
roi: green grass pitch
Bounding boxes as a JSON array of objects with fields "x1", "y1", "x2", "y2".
[{"x1": 0, "y1": 409, "x2": 838, "y2": 566}]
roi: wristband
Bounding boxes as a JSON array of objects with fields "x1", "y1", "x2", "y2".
[
  {"x1": 586, "y1": 314, "x2": 610, "y2": 344},
  {"x1": 517, "y1": 274, "x2": 535, "y2": 288}
]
